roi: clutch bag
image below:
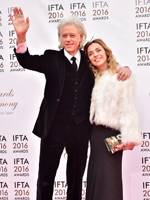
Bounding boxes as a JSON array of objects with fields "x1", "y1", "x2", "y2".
[{"x1": 104, "y1": 134, "x2": 125, "y2": 154}]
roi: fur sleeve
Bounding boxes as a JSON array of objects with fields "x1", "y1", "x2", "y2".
[
  {"x1": 89, "y1": 87, "x2": 96, "y2": 124},
  {"x1": 119, "y1": 75, "x2": 141, "y2": 145}
]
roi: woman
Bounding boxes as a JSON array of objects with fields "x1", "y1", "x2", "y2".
[{"x1": 84, "y1": 39, "x2": 141, "y2": 200}]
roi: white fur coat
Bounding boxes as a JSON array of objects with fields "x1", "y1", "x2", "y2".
[{"x1": 90, "y1": 70, "x2": 141, "y2": 145}]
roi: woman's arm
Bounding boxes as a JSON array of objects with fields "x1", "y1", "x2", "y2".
[{"x1": 119, "y1": 75, "x2": 141, "y2": 147}]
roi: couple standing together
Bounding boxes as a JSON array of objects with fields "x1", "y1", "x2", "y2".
[{"x1": 10, "y1": 7, "x2": 141, "y2": 200}]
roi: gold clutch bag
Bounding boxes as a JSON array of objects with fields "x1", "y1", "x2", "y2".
[{"x1": 104, "y1": 134, "x2": 125, "y2": 154}]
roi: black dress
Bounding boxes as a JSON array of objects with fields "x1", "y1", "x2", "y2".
[{"x1": 86, "y1": 124, "x2": 123, "y2": 200}]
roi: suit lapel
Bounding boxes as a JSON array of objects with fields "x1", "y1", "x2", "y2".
[{"x1": 79, "y1": 50, "x2": 89, "y2": 73}]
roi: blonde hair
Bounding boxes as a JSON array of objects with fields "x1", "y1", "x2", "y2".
[
  {"x1": 57, "y1": 16, "x2": 87, "y2": 49},
  {"x1": 84, "y1": 39, "x2": 118, "y2": 77}
]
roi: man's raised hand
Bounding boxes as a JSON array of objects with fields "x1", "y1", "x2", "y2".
[{"x1": 9, "y1": 7, "x2": 29, "y2": 44}]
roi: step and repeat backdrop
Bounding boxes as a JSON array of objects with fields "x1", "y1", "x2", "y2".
[{"x1": 0, "y1": 0, "x2": 150, "y2": 199}]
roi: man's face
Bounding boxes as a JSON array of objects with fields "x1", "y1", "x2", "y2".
[{"x1": 60, "y1": 24, "x2": 83, "y2": 56}]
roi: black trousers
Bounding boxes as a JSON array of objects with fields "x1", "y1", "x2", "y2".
[{"x1": 37, "y1": 117, "x2": 91, "y2": 200}]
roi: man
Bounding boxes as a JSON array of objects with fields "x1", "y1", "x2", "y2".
[{"x1": 9, "y1": 7, "x2": 130, "y2": 200}]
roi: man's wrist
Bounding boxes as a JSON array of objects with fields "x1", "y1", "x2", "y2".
[
  {"x1": 125, "y1": 66, "x2": 132, "y2": 73},
  {"x1": 16, "y1": 41, "x2": 27, "y2": 53}
]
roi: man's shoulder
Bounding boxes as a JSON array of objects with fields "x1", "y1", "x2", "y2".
[
  {"x1": 44, "y1": 48, "x2": 62, "y2": 54},
  {"x1": 80, "y1": 49, "x2": 85, "y2": 55},
  {"x1": 44, "y1": 48, "x2": 64, "y2": 57}
]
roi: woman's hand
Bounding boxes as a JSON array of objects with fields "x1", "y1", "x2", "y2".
[
  {"x1": 9, "y1": 7, "x2": 29, "y2": 44},
  {"x1": 124, "y1": 142, "x2": 135, "y2": 150}
]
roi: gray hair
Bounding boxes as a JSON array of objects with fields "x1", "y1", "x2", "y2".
[{"x1": 57, "y1": 16, "x2": 87, "y2": 49}]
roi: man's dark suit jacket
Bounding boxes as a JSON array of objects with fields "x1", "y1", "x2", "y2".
[{"x1": 14, "y1": 48, "x2": 94, "y2": 139}]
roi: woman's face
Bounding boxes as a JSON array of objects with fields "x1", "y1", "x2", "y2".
[{"x1": 87, "y1": 42, "x2": 108, "y2": 72}]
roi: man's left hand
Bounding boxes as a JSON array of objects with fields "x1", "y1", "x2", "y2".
[{"x1": 116, "y1": 67, "x2": 131, "y2": 81}]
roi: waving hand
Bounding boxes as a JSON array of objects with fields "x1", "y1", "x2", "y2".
[{"x1": 9, "y1": 7, "x2": 29, "y2": 44}]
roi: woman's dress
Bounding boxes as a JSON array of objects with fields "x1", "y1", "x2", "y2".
[{"x1": 86, "y1": 124, "x2": 123, "y2": 200}]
